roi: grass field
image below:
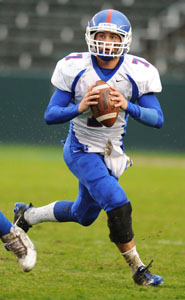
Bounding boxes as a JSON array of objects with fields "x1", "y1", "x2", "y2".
[{"x1": 0, "y1": 144, "x2": 184, "y2": 300}]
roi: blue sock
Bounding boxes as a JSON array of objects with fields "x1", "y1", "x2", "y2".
[
  {"x1": 0, "y1": 211, "x2": 12, "y2": 237},
  {"x1": 54, "y1": 201, "x2": 77, "y2": 222}
]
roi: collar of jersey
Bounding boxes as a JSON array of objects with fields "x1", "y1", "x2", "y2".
[{"x1": 91, "y1": 55, "x2": 124, "y2": 82}]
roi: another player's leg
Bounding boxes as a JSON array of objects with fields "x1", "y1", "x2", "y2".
[{"x1": 0, "y1": 211, "x2": 37, "y2": 272}]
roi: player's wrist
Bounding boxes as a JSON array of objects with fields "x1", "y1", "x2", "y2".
[
  {"x1": 78, "y1": 103, "x2": 84, "y2": 114},
  {"x1": 121, "y1": 100, "x2": 128, "y2": 111}
]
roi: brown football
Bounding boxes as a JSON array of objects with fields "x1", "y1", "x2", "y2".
[{"x1": 91, "y1": 80, "x2": 119, "y2": 127}]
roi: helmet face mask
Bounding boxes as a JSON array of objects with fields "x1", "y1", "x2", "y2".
[{"x1": 85, "y1": 10, "x2": 132, "y2": 58}]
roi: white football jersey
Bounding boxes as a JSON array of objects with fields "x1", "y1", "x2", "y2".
[{"x1": 51, "y1": 52, "x2": 162, "y2": 155}]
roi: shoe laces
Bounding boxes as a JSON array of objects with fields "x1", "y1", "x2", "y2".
[
  {"x1": 5, "y1": 234, "x2": 27, "y2": 258},
  {"x1": 14, "y1": 215, "x2": 21, "y2": 226},
  {"x1": 140, "y1": 259, "x2": 154, "y2": 276},
  {"x1": 145, "y1": 259, "x2": 153, "y2": 271}
]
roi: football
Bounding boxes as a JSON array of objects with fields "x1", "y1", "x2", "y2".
[{"x1": 91, "y1": 80, "x2": 119, "y2": 127}]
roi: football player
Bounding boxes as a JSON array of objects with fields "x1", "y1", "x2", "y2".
[
  {"x1": 0, "y1": 210, "x2": 36, "y2": 272},
  {"x1": 13, "y1": 9, "x2": 164, "y2": 285}
]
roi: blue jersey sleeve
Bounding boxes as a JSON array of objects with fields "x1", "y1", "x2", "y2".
[
  {"x1": 44, "y1": 88, "x2": 80, "y2": 124},
  {"x1": 125, "y1": 93, "x2": 164, "y2": 128}
]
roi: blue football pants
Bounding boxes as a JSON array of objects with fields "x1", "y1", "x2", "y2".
[
  {"x1": 61, "y1": 138, "x2": 130, "y2": 226},
  {"x1": 0, "y1": 211, "x2": 12, "y2": 237}
]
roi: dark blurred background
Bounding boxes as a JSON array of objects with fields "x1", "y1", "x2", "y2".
[{"x1": 0, "y1": 0, "x2": 185, "y2": 152}]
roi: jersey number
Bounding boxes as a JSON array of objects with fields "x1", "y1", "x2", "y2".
[
  {"x1": 87, "y1": 116, "x2": 103, "y2": 128},
  {"x1": 132, "y1": 58, "x2": 150, "y2": 67},
  {"x1": 65, "y1": 53, "x2": 83, "y2": 60}
]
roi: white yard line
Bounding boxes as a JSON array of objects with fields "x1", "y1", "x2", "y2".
[
  {"x1": 157, "y1": 240, "x2": 185, "y2": 246},
  {"x1": 131, "y1": 154, "x2": 185, "y2": 168}
]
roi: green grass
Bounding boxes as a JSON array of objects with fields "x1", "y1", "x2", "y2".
[{"x1": 0, "y1": 145, "x2": 185, "y2": 300}]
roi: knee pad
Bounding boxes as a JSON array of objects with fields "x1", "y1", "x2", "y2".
[{"x1": 107, "y1": 202, "x2": 134, "y2": 244}]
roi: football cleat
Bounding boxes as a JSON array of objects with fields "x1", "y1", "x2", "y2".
[
  {"x1": 133, "y1": 260, "x2": 164, "y2": 286},
  {"x1": 13, "y1": 202, "x2": 33, "y2": 233},
  {"x1": 1, "y1": 225, "x2": 37, "y2": 272}
]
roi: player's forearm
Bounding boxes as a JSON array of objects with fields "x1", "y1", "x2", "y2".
[
  {"x1": 44, "y1": 104, "x2": 80, "y2": 124},
  {"x1": 126, "y1": 101, "x2": 164, "y2": 128}
]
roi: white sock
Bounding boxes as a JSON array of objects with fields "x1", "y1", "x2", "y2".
[
  {"x1": 122, "y1": 246, "x2": 144, "y2": 275},
  {"x1": 24, "y1": 202, "x2": 57, "y2": 225}
]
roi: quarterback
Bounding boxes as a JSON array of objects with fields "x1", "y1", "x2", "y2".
[{"x1": 14, "y1": 9, "x2": 164, "y2": 286}]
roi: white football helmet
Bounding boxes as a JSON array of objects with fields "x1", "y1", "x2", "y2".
[{"x1": 85, "y1": 9, "x2": 132, "y2": 58}]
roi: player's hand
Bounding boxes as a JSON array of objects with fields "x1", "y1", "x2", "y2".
[
  {"x1": 78, "y1": 84, "x2": 100, "y2": 113},
  {"x1": 110, "y1": 87, "x2": 128, "y2": 110}
]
